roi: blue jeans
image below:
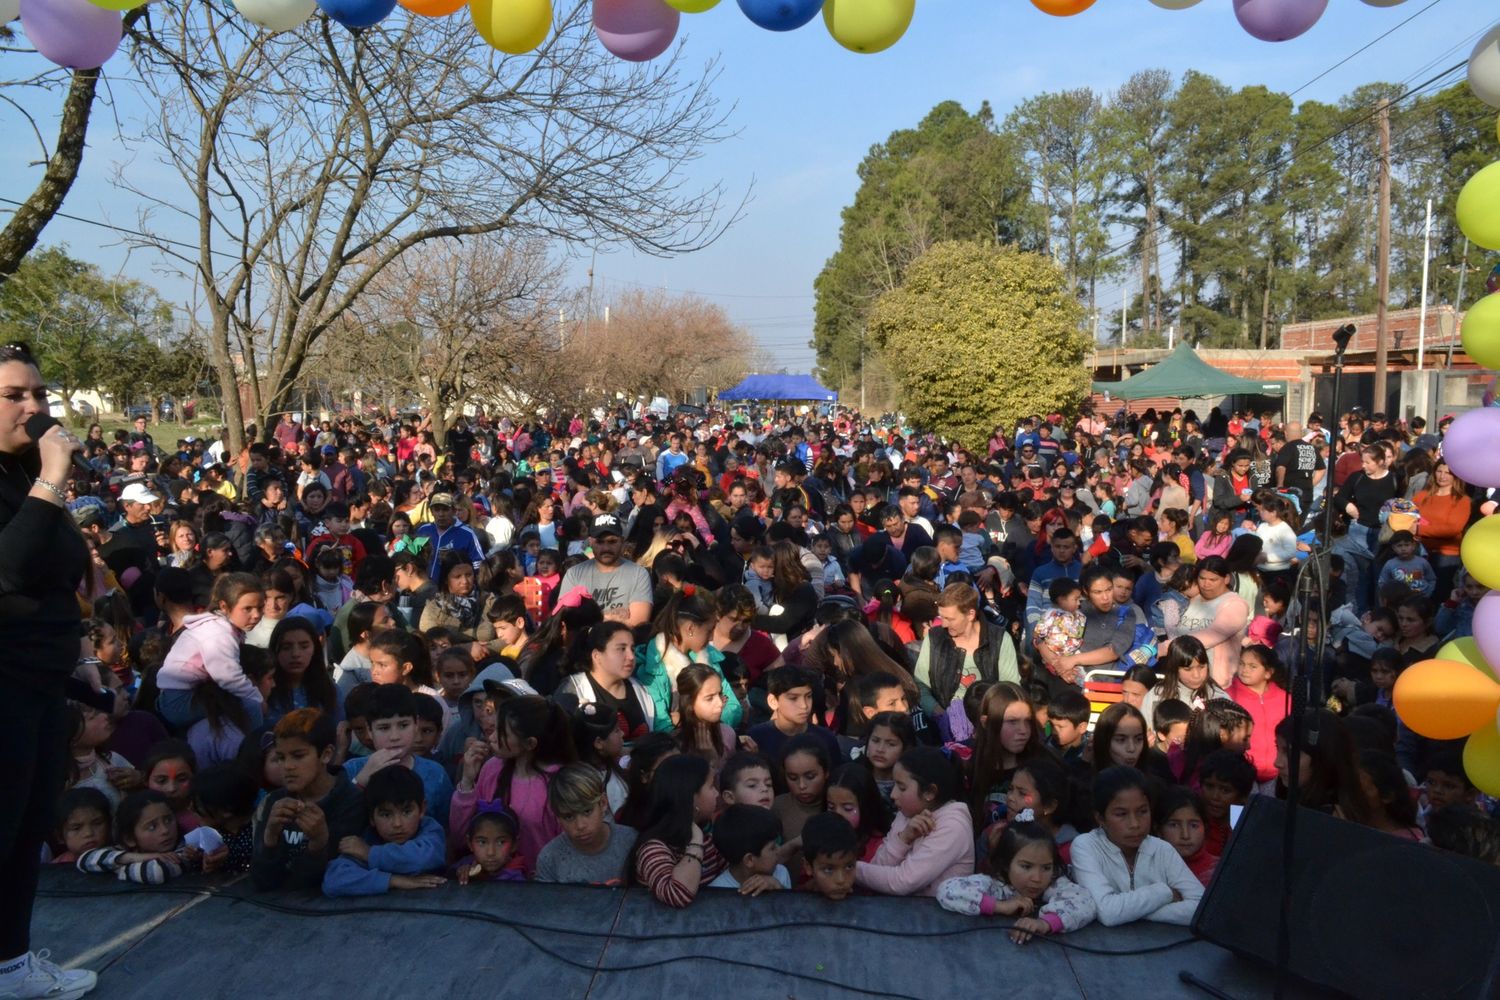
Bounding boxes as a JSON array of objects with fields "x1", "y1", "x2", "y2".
[{"x1": 157, "y1": 688, "x2": 263, "y2": 733}]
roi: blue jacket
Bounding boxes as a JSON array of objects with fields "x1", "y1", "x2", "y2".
[
  {"x1": 635, "y1": 636, "x2": 743, "y2": 733},
  {"x1": 344, "y1": 755, "x2": 455, "y2": 832},
  {"x1": 322, "y1": 816, "x2": 446, "y2": 896},
  {"x1": 412, "y1": 522, "x2": 485, "y2": 580}
]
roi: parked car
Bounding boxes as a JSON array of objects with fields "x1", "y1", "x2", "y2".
[{"x1": 124, "y1": 404, "x2": 153, "y2": 420}]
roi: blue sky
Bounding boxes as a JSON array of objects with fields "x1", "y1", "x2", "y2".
[{"x1": 4, "y1": 0, "x2": 1493, "y2": 375}]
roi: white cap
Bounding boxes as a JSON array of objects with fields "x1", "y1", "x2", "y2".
[{"x1": 120, "y1": 483, "x2": 161, "y2": 505}]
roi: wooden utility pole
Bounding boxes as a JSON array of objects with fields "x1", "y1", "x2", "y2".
[{"x1": 1373, "y1": 98, "x2": 1391, "y2": 411}]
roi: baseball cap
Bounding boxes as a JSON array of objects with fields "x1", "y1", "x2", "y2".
[
  {"x1": 119, "y1": 482, "x2": 161, "y2": 505},
  {"x1": 321, "y1": 444, "x2": 337, "y2": 456},
  {"x1": 589, "y1": 513, "x2": 623, "y2": 539},
  {"x1": 428, "y1": 492, "x2": 456, "y2": 509},
  {"x1": 69, "y1": 497, "x2": 108, "y2": 529}
]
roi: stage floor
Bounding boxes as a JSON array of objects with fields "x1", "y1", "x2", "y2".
[{"x1": 31, "y1": 869, "x2": 1326, "y2": 999}]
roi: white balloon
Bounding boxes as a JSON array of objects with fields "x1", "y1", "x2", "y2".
[
  {"x1": 1471, "y1": 23, "x2": 1500, "y2": 110},
  {"x1": 0, "y1": 0, "x2": 18, "y2": 21},
  {"x1": 1148, "y1": 0, "x2": 1202, "y2": 7},
  {"x1": 232, "y1": 0, "x2": 315, "y2": 30}
]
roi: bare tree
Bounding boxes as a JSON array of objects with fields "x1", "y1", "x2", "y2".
[
  {"x1": 118, "y1": 1, "x2": 739, "y2": 455},
  {"x1": 579, "y1": 287, "x2": 754, "y2": 403}
]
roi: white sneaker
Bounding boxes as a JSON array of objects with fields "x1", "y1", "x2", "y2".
[{"x1": 0, "y1": 951, "x2": 97, "y2": 1000}]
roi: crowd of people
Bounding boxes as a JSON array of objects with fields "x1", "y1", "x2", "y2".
[{"x1": 1, "y1": 334, "x2": 1497, "y2": 999}]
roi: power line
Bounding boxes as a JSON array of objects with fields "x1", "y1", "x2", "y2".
[
  {"x1": 0, "y1": 196, "x2": 242, "y2": 262},
  {"x1": 1282, "y1": 0, "x2": 1448, "y2": 102}
]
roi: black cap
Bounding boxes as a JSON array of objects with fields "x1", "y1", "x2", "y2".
[
  {"x1": 155, "y1": 566, "x2": 196, "y2": 606},
  {"x1": 589, "y1": 513, "x2": 623, "y2": 539}
]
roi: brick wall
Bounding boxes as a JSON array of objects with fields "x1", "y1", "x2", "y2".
[{"x1": 1279, "y1": 306, "x2": 1460, "y2": 354}]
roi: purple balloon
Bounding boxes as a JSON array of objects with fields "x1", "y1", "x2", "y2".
[
  {"x1": 1444, "y1": 408, "x2": 1500, "y2": 489},
  {"x1": 1474, "y1": 592, "x2": 1500, "y2": 674},
  {"x1": 594, "y1": 0, "x2": 679, "y2": 61},
  {"x1": 20, "y1": 0, "x2": 121, "y2": 69},
  {"x1": 1233, "y1": 0, "x2": 1327, "y2": 42},
  {"x1": 316, "y1": 0, "x2": 396, "y2": 29},
  {"x1": 738, "y1": 0, "x2": 821, "y2": 32}
]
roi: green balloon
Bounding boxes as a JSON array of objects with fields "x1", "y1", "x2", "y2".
[
  {"x1": 1463, "y1": 293, "x2": 1500, "y2": 371},
  {"x1": 663, "y1": 0, "x2": 719, "y2": 10},
  {"x1": 1457, "y1": 161, "x2": 1500, "y2": 252},
  {"x1": 86, "y1": 0, "x2": 144, "y2": 9}
]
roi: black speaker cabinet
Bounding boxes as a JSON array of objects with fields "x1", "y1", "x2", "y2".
[{"x1": 1193, "y1": 796, "x2": 1500, "y2": 1000}]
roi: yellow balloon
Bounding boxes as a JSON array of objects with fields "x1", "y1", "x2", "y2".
[
  {"x1": 1464, "y1": 292, "x2": 1500, "y2": 370},
  {"x1": 1462, "y1": 514, "x2": 1500, "y2": 591},
  {"x1": 471, "y1": 0, "x2": 551, "y2": 54},
  {"x1": 1463, "y1": 723, "x2": 1500, "y2": 798},
  {"x1": 1457, "y1": 161, "x2": 1500, "y2": 252},
  {"x1": 1440, "y1": 637, "x2": 1500, "y2": 681},
  {"x1": 823, "y1": 0, "x2": 914, "y2": 54},
  {"x1": 663, "y1": 0, "x2": 719, "y2": 11},
  {"x1": 1392, "y1": 658, "x2": 1500, "y2": 740},
  {"x1": 86, "y1": 0, "x2": 143, "y2": 9}
]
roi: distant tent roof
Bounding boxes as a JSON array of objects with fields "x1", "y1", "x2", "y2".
[
  {"x1": 1092, "y1": 342, "x2": 1286, "y2": 399},
  {"x1": 717, "y1": 374, "x2": 837, "y2": 402}
]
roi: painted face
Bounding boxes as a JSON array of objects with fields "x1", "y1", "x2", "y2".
[
  {"x1": 784, "y1": 751, "x2": 827, "y2": 807},
  {"x1": 129, "y1": 802, "x2": 179, "y2": 855},
  {"x1": 147, "y1": 757, "x2": 193, "y2": 808},
  {"x1": 807, "y1": 850, "x2": 857, "y2": 900},
  {"x1": 1098, "y1": 786, "x2": 1152, "y2": 855},
  {"x1": 724, "y1": 766, "x2": 774, "y2": 810},
  {"x1": 826, "y1": 785, "x2": 862, "y2": 831},
  {"x1": 61, "y1": 807, "x2": 110, "y2": 857},
  {"x1": 371, "y1": 799, "x2": 423, "y2": 845},
  {"x1": 1006, "y1": 840, "x2": 1058, "y2": 901},
  {"x1": 1004, "y1": 768, "x2": 1049, "y2": 823},
  {"x1": 1109, "y1": 716, "x2": 1146, "y2": 769}
]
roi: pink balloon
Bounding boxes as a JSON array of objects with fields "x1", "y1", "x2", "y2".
[
  {"x1": 1443, "y1": 408, "x2": 1500, "y2": 489},
  {"x1": 20, "y1": 0, "x2": 121, "y2": 68},
  {"x1": 594, "y1": 0, "x2": 679, "y2": 61},
  {"x1": 1233, "y1": 0, "x2": 1327, "y2": 42},
  {"x1": 1474, "y1": 592, "x2": 1500, "y2": 673}
]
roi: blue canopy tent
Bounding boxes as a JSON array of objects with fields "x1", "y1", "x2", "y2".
[{"x1": 716, "y1": 374, "x2": 838, "y2": 402}]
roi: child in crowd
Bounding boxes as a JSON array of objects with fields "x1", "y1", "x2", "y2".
[
  {"x1": 78, "y1": 790, "x2": 202, "y2": 884},
  {"x1": 800, "y1": 812, "x2": 859, "y2": 900},
  {"x1": 412, "y1": 695, "x2": 445, "y2": 758},
  {"x1": 1195, "y1": 511, "x2": 1235, "y2": 561},
  {"x1": 251, "y1": 709, "x2": 367, "y2": 892},
  {"x1": 811, "y1": 535, "x2": 848, "y2": 591},
  {"x1": 142, "y1": 740, "x2": 201, "y2": 835},
  {"x1": 1155, "y1": 787, "x2": 1218, "y2": 888},
  {"x1": 675, "y1": 663, "x2": 738, "y2": 768},
  {"x1": 369, "y1": 629, "x2": 440, "y2": 697},
  {"x1": 535, "y1": 764, "x2": 636, "y2": 886},
  {"x1": 1046, "y1": 688, "x2": 1091, "y2": 764},
  {"x1": 1359, "y1": 750, "x2": 1425, "y2": 841},
  {"x1": 156, "y1": 573, "x2": 266, "y2": 731},
  {"x1": 969, "y1": 683, "x2": 1048, "y2": 833},
  {"x1": 188, "y1": 646, "x2": 273, "y2": 769},
  {"x1": 334, "y1": 601, "x2": 392, "y2": 701},
  {"x1": 485, "y1": 595, "x2": 532, "y2": 661},
  {"x1": 344, "y1": 685, "x2": 455, "y2": 831},
  {"x1": 1368, "y1": 648, "x2": 1402, "y2": 709},
  {"x1": 937, "y1": 822, "x2": 1097, "y2": 942},
  {"x1": 1378, "y1": 530, "x2": 1436, "y2": 598},
  {"x1": 855, "y1": 746, "x2": 975, "y2": 897},
  {"x1": 774, "y1": 735, "x2": 831, "y2": 841},
  {"x1": 1120, "y1": 665, "x2": 1155, "y2": 711},
  {"x1": 956, "y1": 510, "x2": 990, "y2": 574},
  {"x1": 825, "y1": 763, "x2": 892, "y2": 863},
  {"x1": 311, "y1": 548, "x2": 355, "y2": 614},
  {"x1": 861, "y1": 710, "x2": 915, "y2": 811},
  {"x1": 571, "y1": 703, "x2": 628, "y2": 814},
  {"x1": 709, "y1": 805, "x2": 791, "y2": 894},
  {"x1": 50, "y1": 788, "x2": 112, "y2": 866},
  {"x1": 69, "y1": 703, "x2": 135, "y2": 812},
  {"x1": 1247, "y1": 578, "x2": 1290, "y2": 648},
  {"x1": 630, "y1": 754, "x2": 725, "y2": 908},
  {"x1": 433, "y1": 648, "x2": 477, "y2": 734},
  {"x1": 718, "y1": 751, "x2": 775, "y2": 810},
  {"x1": 265, "y1": 617, "x2": 339, "y2": 726},
  {"x1": 999, "y1": 757, "x2": 1079, "y2": 863},
  {"x1": 452, "y1": 695, "x2": 573, "y2": 874},
  {"x1": 1197, "y1": 749, "x2": 1255, "y2": 857},
  {"x1": 616, "y1": 733, "x2": 679, "y2": 829},
  {"x1": 456, "y1": 806, "x2": 527, "y2": 884},
  {"x1": 324, "y1": 766, "x2": 447, "y2": 895},
  {"x1": 1088, "y1": 703, "x2": 1174, "y2": 787},
  {"x1": 747, "y1": 666, "x2": 840, "y2": 766},
  {"x1": 1070, "y1": 766, "x2": 1204, "y2": 925},
  {"x1": 1152, "y1": 700, "x2": 1192, "y2": 751},
  {"x1": 1036, "y1": 578, "x2": 1086, "y2": 666},
  {"x1": 1172, "y1": 699, "x2": 1253, "y2": 790},
  {"x1": 193, "y1": 763, "x2": 260, "y2": 874},
  {"x1": 1229, "y1": 643, "x2": 1289, "y2": 792},
  {"x1": 1140, "y1": 635, "x2": 1226, "y2": 724},
  {"x1": 343, "y1": 682, "x2": 378, "y2": 760}
]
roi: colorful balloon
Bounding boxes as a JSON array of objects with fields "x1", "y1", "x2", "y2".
[
  {"x1": 1148, "y1": 0, "x2": 1203, "y2": 8},
  {"x1": 1393, "y1": 658, "x2": 1500, "y2": 740},
  {"x1": 822, "y1": 0, "x2": 912, "y2": 53},
  {"x1": 663, "y1": 0, "x2": 718, "y2": 10},
  {"x1": 1473, "y1": 592, "x2": 1500, "y2": 676},
  {"x1": 471, "y1": 0, "x2": 551, "y2": 53},
  {"x1": 1463, "y1": 722, "x2": 1500, "y2": 798},
  {"x1": 1463, "y1": 515, "x2": 1500, "y2": 592},
  {"x1": 1442, "y1": 409, "x2": 1500, "y2": 489},
  {"x1": 233, "y1": 0, "x2": 315, "y2": 30},
  {"x1": 1029, "y1": 0, "x2": 1094, "y2": 14},
  {"x1": 1440, "y1": 637, "x2": 1500, "y2": 682},
  {"x1": 1463, "y1": 292, "x2": 1500, "y2": 370},
  {"x1": 594, "y1": 0, "x2": 678, "y2": 61},
  {"x1": 1232, "y1": 0, "x2": 1327, "y2": 42},
  {"x1": 398, "y1": 0, "x2": 465, "y2": 18},
  {"x1": 317, "y1": 0, "x2": 395, "y2": 28},
  {"x1": 1470, "y1": 24, "x2": 1500, "y2": 110},
  {"x1": 1458, "y1": 162, "x2": 1500, "y2": 252},
  {"x1": 1359, "y1": 0, "x2": 1408, "y2": 5},
  {"x1": 86, "y1": 0, "x2": 143, "y2": 12},
  {"x1": 737, "y1": 0, "x2": 821, "y2": 32},
  {"x1": 19, "y1": 0, "x2": 121, "y2": 68}
]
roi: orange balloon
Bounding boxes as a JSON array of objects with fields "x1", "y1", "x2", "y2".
[
  {"x1": 1393, "y1": 658, "x2": 1500, "y2": 740},
  {"x1": 399, "y1": 0, "x2": 464, "y2": 15},
  {"x1": 1029, "y1": 0, "x2": 1095, "y2": 14}
]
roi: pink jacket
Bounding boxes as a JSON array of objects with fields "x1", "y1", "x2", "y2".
[
  {"x1": 856, "y1": 800, "x2": 975, "y2": 897},
  {"x1": 1229, "y1": 678, "x2": 1290, "y2": 783},
  {"x1": 156, "y1": 613, "x2": 256, "y2": 702}
]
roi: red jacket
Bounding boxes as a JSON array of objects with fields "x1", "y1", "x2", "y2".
[{"x1": 1229, "y1": 677, "x2": 1290, "y2": 783}]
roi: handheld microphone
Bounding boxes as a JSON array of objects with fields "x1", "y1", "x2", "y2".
[{"x1": 24, "y1": 413, "x2": 94, "y2": 479}]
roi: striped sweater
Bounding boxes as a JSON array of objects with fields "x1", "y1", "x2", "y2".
[
  {"x1": 77, "y1": 847, "x2": 186, "y2": 884},
  {"x1": 634, "y1": 837, "x2": 727, "y2": 908}
]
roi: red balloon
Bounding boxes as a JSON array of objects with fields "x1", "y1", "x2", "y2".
[{"x1": 1029, "y1": 0, "x2": 1095, "y2": 13}]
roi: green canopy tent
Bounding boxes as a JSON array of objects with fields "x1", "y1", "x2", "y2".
[{"x1": 1092, "y1": 341, "x2": 1285, "y2": 399}]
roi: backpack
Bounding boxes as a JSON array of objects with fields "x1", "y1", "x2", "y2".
[{"x1": 1116, "y1": 606, "x2": 1158, "y2": 669}]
